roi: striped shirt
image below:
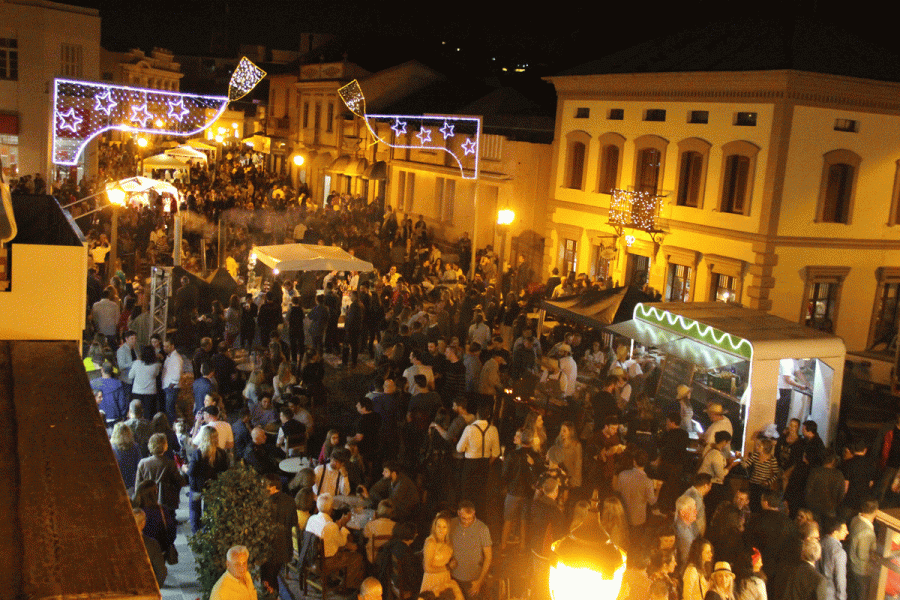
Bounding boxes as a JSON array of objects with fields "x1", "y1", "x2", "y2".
[{"x1": 743, "y1": 451, "x2": 781, "y2": 486}]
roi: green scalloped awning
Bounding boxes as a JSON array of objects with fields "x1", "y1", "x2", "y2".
[{"x1": 633, "y1": 303, "x2": 753, "y2": 361}]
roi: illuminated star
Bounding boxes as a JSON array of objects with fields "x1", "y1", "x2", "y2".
[
  {"x1": 416, "y1": 127, "x2": 432, "y2": 145},
  {"x1": 130, "y1": 103, "x2": 153, "y2": 127},
  {"x1": 440, "y1": 120, "x2": 455, "y2": 139},
  {"x1": 167, "y1": 97, "x2": 189, "y2": 122},
  {"x1": 94, "y1": 90, "x2": 117, "y2": 116},
  {"x1": 391, "y1": 118, "x2": 407, "y2": 136},
  {"x1": 57, "y1": 108, "x2": 83, "y2": 133},
  {"x1": 462, "y1": 138, "x2": 477, "y2": 155}
]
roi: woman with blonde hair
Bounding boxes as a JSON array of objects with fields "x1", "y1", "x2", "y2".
[
  {"x1": 187, "y1": 426, "x2": 228, "y2": 532},
  {"x1": 600, "y1": 495, "x2": 629, "y2": 551},
  {"x1": 421, "y1": 515, "x2": 465, "y2": 600},
  {"x1": 273, "y1": 360, "x2": 296, "y2": 401},
  {"x1": 551, "y1": 421, "x2": 582, "y2": 490},
  {"x1": 111, "y1": 422, "x2": 142, "y2": 494},
  {"x1": 704, "y1": 562, "x2": 736, "y2": 600},
  {"x1": 135, "y1": 432, "x2": 185, "y2": 511}
]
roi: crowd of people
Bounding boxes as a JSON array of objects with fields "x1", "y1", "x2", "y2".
[{"x1": 78, "y1": 137, "x2": 900, "y2": 600}]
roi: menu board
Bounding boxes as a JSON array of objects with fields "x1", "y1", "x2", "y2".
[{"x1": 655, "y1": 355, "x2": 695, "y2": 402}]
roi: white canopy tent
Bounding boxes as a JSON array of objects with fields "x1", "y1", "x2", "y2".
[
  {"x1": 165, "y1": 145, "x2": 208, "y2": 162},
  {"x1": 185, "y1": 138, "x2": 217, "y2": 151},
  {"x1": 251, "y1": 243, "x2": 374, "y2": 273}
]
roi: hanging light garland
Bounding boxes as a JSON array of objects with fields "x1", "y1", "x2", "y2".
[{"x1": 608, "y1": 189, "x2": 665, "y2": 233}]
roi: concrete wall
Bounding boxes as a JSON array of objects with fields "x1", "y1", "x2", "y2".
[
  {"x1": 0, "y1": 0, "x2": 101, "y2": 178},
  {"x1": 0, "y1": 243, "x2": 86, "y2": 345}
]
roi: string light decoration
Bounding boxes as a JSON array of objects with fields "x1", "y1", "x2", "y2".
[
  {"x1": 337, "y1": 79, "x2": 481, "y2": 179},
  {"x1": 608, "y1": 189, "x2": 664, "y2": 233},
  {"x1": 52, "y1": 73, "x2": 262, "y2": 166},
  {"x1": 228, "y1": 57, "x2": 267, "y2": 101}
]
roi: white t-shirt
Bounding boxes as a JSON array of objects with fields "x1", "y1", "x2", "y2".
[{"x1": 193, "y1": 421, "x2": 233, "y2": 450}]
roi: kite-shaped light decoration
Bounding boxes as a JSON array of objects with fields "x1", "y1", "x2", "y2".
[
  {"x1": 338, "y1": 79, "x2": 481, "y2": 179},
  {"x1": 229, "y1": 57, "x2": 267, "y2": 101}
]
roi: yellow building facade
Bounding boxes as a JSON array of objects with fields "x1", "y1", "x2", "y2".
[{"x1": 546, "y1": 70, "x2": 900, "y2": 386}]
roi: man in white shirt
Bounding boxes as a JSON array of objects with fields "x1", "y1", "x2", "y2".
[
  {"x1": 456, "y1": 404, "x2": 500, "y2": 517},
  {"x1": 192, "y1": 406, "x2": 234, "y2": 451},
  {"x1": 312, "y1": 448, "x2": 351, "y2": 496},
  {"x1": 293, "y1": 220, "x2": 307, "y2": 243},
  {"x1": 702, "y1": 402, "x2": 734, "y2": 453},
  {"x1": 403, "y1": 351, "x2": 434, "y2": 395},
  {"x1": 91, "y1": 288, "x2": 120, "y2": 346},
  {"x1": 305, "y1": 493, "x2": 364, "y2": 588},
  {"x1": 211, "y1": 546, "x2": 256, "y2": 600},
  {"x1": 161, "y1": 338, "x2": 183, "y2": 423},
  {"x1": 556, "y1": 344, "x2": 578, "y2": 399}
]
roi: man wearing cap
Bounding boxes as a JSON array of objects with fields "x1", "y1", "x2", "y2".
[{"x1": 703, "y1": 401, "x2": 733, "y2": 453}]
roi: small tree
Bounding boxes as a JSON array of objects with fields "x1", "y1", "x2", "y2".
[{"x1": 189, "y1": 462, "x2": 277, "y2": 600}]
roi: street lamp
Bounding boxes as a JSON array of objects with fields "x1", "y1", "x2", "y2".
[
  {"x1": 496, "y1": 208, "x2": 515, "y2": 287},
  {"x1": 548, "y1": 511, "x2": 626, "y2": 600},
  {"x1": 293, "y1": 155, "x2": 304, "y2": 166}
]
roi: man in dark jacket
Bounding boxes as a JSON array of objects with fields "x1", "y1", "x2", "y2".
[
  {"x1": 344, "y1": 290, "x2": 364, "y2": 368},
  {"x1": 256, "y1": 290, "x2": 282, "y2": 342},
  {"x1": 261, "y1": 473, "x2": 299, "y2": 594},
  {"x1": 744, "y1": 490, "x2": 797, "y2": 594},
  {"x1": 308, "y1": 294, "x2": 329, "y2": 355},
  {"x1": 324, "y1": 282, "x2": 341, "y2": 353},
  {"x1": 782, "y1": 538, "x2": 829, "y2": 600},
  {"x1": 369, "y1": 460, "x2": 419, "y2": 523},
  {"x1": 287, "y1": 295, "x2": 305, "y2": 365},
  {"x1": 501, "y1": 432, "x2": 540, "y2": 551}
]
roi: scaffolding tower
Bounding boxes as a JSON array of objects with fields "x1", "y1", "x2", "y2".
[{"x1": 149, "y1": 266, "x2": 172, "y2": 342}]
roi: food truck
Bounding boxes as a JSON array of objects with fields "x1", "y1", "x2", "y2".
[{"x1": 606, "y1": 302, "x2": 846, "y2": 452}]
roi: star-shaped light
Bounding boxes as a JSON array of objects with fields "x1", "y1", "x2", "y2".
[
  {"x1": 391, "y1": 118, "x2": 407, "y2": 136},
  {"x1": 440, "y1": 120, "x2": 455, "y2": 139},
  {"x1": 94, "y1": 90, "x2": 117, "y2": 116},
  {"x1": 462, "y1": 138, "x2": 477, "y2": 155},
  {"x1": 130, "y1": 103, "x2": 153, "y2": 127},
  {"x1": 57, "y1": 108, "x2": 83, "y2": 133},
  {"x1": 167, "y1": 97, "x2": 189, "y2": 122},
  {"x1": 416, "y1": 127, "x2": 432, "y2": 145}
]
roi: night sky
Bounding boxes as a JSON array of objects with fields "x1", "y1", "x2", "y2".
[{"x1": 66, "y1": 0, "x2": 899, "y2": 77}]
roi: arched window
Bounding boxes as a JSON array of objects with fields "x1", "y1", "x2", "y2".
[
  {"x1": 633, "y1": 135, "x2": 669, "y2": 196},
  {"x1": 596, "y1": 133, "x2": 625, "y2": 194},
  {"x1": 675, "y1": 138, "x2": 711, "y2": 208},
  {"x1": 564, "y1": 130, "x2": 591, "y2": 190},
  {"x1": 719, "y1": 140, "x2": 759, "y2": 215},
  {"x1": 818, "y1": 149, "x2": 861, "y2": 224}
]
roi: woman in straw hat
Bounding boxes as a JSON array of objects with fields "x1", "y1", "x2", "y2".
[{"x1": 704, "y1": 562, "x2": 735, "y2": 600}]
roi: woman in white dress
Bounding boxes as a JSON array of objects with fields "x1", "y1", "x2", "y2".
[{"x1": 420, "y1": 516, "x2": 464, "y2": 600}]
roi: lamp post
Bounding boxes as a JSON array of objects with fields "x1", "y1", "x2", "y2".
[
  {"x1": 497, "y1": 208, "x2": 514, "y2": 291},
  {"x1": 548, "y1": 509, "x2": 626, "y2": 600}
]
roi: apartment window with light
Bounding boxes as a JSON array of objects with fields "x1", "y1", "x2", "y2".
[
  {"x1": 590, "y1": 245, "x2": 611, "y2": 281},
  {"x1": 666, "y1": 264, "x2": 691, "y2": 302},
  {"x1": 818, "y1": 150, "x2": 860, "y2": 224},
  {"x1": 868, "y1": 268, "x2": 900, "y2": 355},
  {"x1": 801, "y1": 267, "x2": 850, "y2": 334},
  {"x1": 712, "y1": 274, "x2": 737, "y2": 303},
  {"x1": 559, "y1": 239, "x2": 578, "y2": 275},
  {"x1": 735, "y1": 112, "x2": 757, "y2": 126},
  {"x1": 0, "y1": 39, "x2": 18, "y2": 81}
]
